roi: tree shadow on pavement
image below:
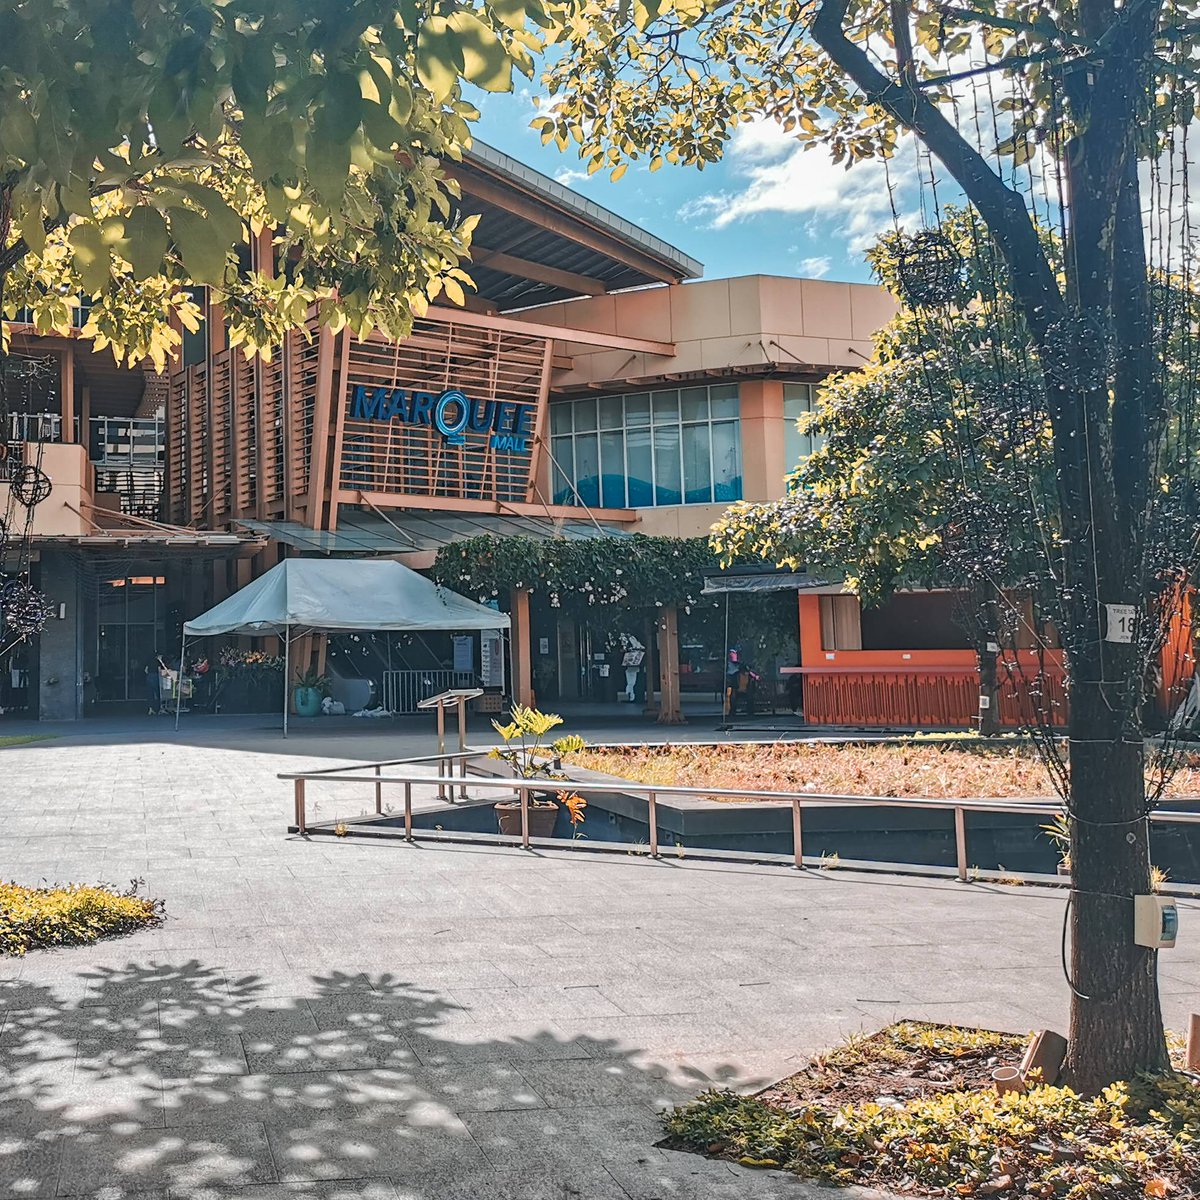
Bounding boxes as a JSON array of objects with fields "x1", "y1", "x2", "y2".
[{"x1": 0, "y1": 958, "x2": 792, "y2": 1200}]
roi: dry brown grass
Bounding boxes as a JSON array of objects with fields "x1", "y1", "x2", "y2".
[{"x1": 568, "y1": 741, "x2": 1200, "y2": 800}]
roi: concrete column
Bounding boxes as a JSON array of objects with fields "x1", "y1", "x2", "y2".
[
  {"x1": 656, "y1": 604, "x2": 685, "y2": 725},
  {"x1": 510, "y1": 588, "x2": 534, "y2": 707},
  {"x1": 36, "y1": 553, "x2": 83, "y2": 721},
  {"x1": 737, "y1": 379, "x2": 787, "y2": 502}
]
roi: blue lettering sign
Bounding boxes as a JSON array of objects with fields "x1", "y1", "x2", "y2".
[
  {"x1": 348, "y1": 384, "x2": 534, "y2": 455},
  {"x1": 434, "y1": 389, "x2": 470, "y2": 446}
]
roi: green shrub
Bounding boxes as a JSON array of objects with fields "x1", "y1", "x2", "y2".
[
  {"x1": 663, "y1": 1026, "x2": 1200, "y2": 1197},
  {"x1": 0, "y1": 879, "x2": 163, "y2": 955}
]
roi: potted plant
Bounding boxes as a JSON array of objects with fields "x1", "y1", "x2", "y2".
[
  {"x1": 489, "y1": 704, "x2": 585, "y2": 837},
  {"x1": 1040, "y1": 811, "x2": 1071, "y2": 876},
  {"x1": 293, "y1": 668, "x2": 330, "y2": 718}
]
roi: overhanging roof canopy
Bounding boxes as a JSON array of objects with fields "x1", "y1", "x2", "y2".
[
  {"x1": 236, "y1": 511, "x2": 631, "y2": 555},
  {"x1": 447, "y1": 142, "x2": 702, "y2": 310},
  {"x1": 702, "y1": 567, "x2": 843, "y2": 595},
  {"x1": 183, "y1": 558, "x2": 509, "y2": 637}
]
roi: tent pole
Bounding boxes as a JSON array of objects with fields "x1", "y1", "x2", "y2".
[
  {"x1": 174, "y1": 632, "x2": 187, "y2": 731},
  {"x1": 283, "y1": 627, "x2": 290, "y2": 739},
  {"x1": 721, "y1": 591, "x2": 731, "y2": 729},
  {"x1": 505, "y1": 627, "x2": 514, "y2": 711}
]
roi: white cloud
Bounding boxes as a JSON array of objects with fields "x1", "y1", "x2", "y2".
[
  {"x1": 798, "y1": 254, "x2": 833, "y2": 278},
  {"x1": 553, "y1": 167, "x2": 590, "y2": 186},
  {"x1": 679, "y1": 119, "x2": 921, "y2": 259}
]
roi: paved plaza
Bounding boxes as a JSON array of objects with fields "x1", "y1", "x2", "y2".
[{"x1": 2, "y1": 717, "x2": 1198, "y2": 1199}]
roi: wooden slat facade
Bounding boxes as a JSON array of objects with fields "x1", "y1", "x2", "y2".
[{"x1": 168, "y1": 312, "x2": 554, "y2": 529}]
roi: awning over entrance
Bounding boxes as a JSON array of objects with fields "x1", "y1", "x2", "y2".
[
  {"x1": 701, "y1": 567, "x2": 843, "y2": 595},
  {"x1": 236, "y1": 510, "x2": 631, "y2": 555}
]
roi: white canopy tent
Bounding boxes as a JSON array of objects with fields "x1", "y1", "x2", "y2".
[{"x1": 177, "y1": 558, "x2": 510, "y2": 735}]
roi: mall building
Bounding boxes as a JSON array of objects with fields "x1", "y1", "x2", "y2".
[{"x1": 6, "y1": 142, "x2": 1164, "y2": 727}]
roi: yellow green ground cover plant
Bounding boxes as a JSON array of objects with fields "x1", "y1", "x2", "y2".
[
  {"x1": 661, "y1": 1022, "x2": 1199, "y2": 1198},
  {"x1": 0, "y1": 879, "x2": 164, "y2": 955},
  {"x1": 569, "y1": 742, "x2": 1200, "y2": 800}
]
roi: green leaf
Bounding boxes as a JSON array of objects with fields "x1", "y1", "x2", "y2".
[
  {"x1": 489, "y1": 0, "x2": 528, "y2": 32},
  {"x1": 120, "y1": 207, "x2": 169, "y2": 280},
  {"x1": 168, "y1": 208, "x2": 230, "y2": 285},
  {"x1": 306, "y1": 111, "x2": 353, "y2": 203},
  {"x1": 69, "y1": 223, "x2": 111, "y2": 295},
  {"x1": 450, "y1": 11, "x2": 513, "y2": 93},
  {"x1": 416, "y1": 15, "x2": 465, "y2": 102},
  {"x1": 17, "y1": 205, "x2": 46, "y2": 257}
]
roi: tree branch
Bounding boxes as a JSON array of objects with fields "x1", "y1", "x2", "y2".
[{"x1": 809, "y1": 0, "x2": 1063, "y2": 342}]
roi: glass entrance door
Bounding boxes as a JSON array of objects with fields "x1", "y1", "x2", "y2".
[{"x1": 96, "y1": 574, "x2": 167, "y2": 703}]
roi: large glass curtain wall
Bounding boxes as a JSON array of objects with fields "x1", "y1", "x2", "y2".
[
  {"x1": 783, "y1": 382, "x2": 825, "y2": 481},
  {"x1": 549, "y1": 384, "x2": 742, "y2": 508}
]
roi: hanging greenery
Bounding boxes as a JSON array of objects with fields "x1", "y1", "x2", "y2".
[{"x1": 432, "y1": 534, "x2": 722, "y2": 619}]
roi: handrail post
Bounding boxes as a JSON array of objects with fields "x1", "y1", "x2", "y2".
[
  {"x1": 792, "y1": 798, "x2": 804, "y2": 869},
  {"x1": 648, "y1": 790, "x2": 659, "y2": 858},
  {"x1": 374, "y1": 763, "x2": 382, "y2": 815},
  {"x1": 294, "y1": 778, "x2": 306, "y2": 834},
  {"x1": 521, "y1": 783, "x2": 530, "y2": 850},
  {"x1": 404, "y1": 781, "x2": 413, "y2": 842},
  {"x1": 954, "y1": 806, "x2": 968, "y2": 882}
]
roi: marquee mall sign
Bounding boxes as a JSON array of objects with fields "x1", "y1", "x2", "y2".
[{"x1": 349, "y1": 385, "x2": 534, "y2": 453}]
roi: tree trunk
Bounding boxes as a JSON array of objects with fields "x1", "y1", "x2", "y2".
[
  {"x1": 977, "y1": 646, "x2": 998, "y2": 737},
  {"x1": 810, "y1": 0, "x2": 1171, "y2": 1089},
  {"x1": 1063, "y1": 677, "x2": 1168, "y2": 1091}
]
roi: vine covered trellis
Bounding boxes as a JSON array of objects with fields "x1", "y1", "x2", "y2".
[{"x1": 431, "y1": 534, "x2": 722, "y2": 620}]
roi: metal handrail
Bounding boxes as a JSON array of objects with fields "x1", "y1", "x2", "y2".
[{"x1": 280, "y1": 756, "x2": 1200, "y2": 881}]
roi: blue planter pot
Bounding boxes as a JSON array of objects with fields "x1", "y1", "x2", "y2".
[{"x1": 293, "y1": 686, "x2": 323, "y2": 717}]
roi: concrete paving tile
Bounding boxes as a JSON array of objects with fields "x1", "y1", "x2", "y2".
[
  {"x1": 462, "y1": 1102, "x2": 663, "y2": 1167},
  {"x1": 405, "y1": 1023, "x2": 592, "y2": 1067},
  {"x1": 332, "y1": 1064, "x2": 544, "y2": 1114},
  {"x1": 0, "y1": 1127, "x2": 63, "y2": 1197},
  {"x1": 166, "y1": 1182, "x2": 398, "y2": 1200},
  {"x1": 240, "y1": 1028, "x2": 419, "y2": 1077},
  {"x1": 390, "y1": 1164, "x2": 631, "y2": 1199},
  {"x1": 551, "y1": 1015, "x2": 747, "y2": 1058},
  {"x1": 263, "y1": 1109, "x2": 486, "y2": 1183},
  {"x1": 448, "y1": 986, "x2": 626, "y2": 1022},
  {"x1": 516, "y1": 1057, "x2": 686, "y2": 1111},
  {"x1": 162, "y1": 1072, "x2": 359, "y2": 1128},
  {"x1": 58, "y1": 1124, "x2": 278, "y2": 1194}
]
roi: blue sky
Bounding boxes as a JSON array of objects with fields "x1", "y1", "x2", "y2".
[{"x1": 472, "y1": 88, "x2": 913, "y2": 287}]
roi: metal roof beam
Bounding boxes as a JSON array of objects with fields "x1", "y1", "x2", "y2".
[
  {"x1": 447, "y1": 167, "x2": 689, "y2": 284},
  {"x1": 472, "y1": 246, "x2": 607, "y2": 297}
]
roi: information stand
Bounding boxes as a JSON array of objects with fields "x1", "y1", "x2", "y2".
[{"x1": 418, "y1": 688, "x2": 484, "y2": 798}]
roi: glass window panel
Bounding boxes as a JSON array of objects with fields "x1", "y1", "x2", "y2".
[
  {"x1": 550, "y1": 403, "x2": 573, "y2": 435},
  {"x1": 125, "y1": 581, "x2": 159, "y2": 624},
  {"x1": 680, "y1": 387, "x2": 709, "y2": 423},
  {"x1": 551, "y1": 436, "x2": 573, "y2": 504},
  {"x1": 625, "y1": 425, "x2": 654, "y2": 507},
  {"x1": 652, "y1": 425, "x2": 681, "y2": 504},
  {"x1": 712, "y1": 421, "x2": 743, "y2": 501},
  {"x1": 682, "y1": 424, "x2": 713, "y2": 503},
  {"x1": 598, "y1": 396, "x2": 623, "y2": 430},
  {"x1": 573, "y1": 398, "x2": 597, "y2": 432},
  {"x1": 783, "y1": 382, "x2": 822, "y2": 468},
  {"x1": 573, "y1": 432, "x2": 600, "y2": 506},
  {"x1": 99, "y1": 579, "x2": 127, "y2": 622},
  {"x1": 624, "y1": 393, "x2": 650, "y2": 426},
  {"x1": 97, "y1": 625, "x2": 128, "y2": 702},
  {"x1": 709, "y1": 384, "x2": 739, "y2": 418},
  {"x1": 651, "y1": 390, "x2": 679, "y2": 424},
  {"x1": 599, "y1": 430, "x2": 625, "y2": 507}
]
